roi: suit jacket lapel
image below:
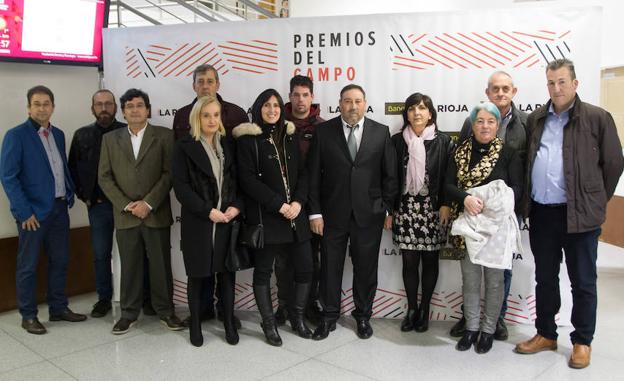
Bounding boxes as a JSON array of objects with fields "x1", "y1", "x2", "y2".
[
  {"x1": 26, "y1": 125, "x2": 53, "y2": 174},
  {"x1": 117, "y1": 128, "x2": 136, "y2": 164},
  {"x1": 184, "y1": 139, "x2": 215, "y2": 178},
  {"x1": 334, "y1": 118, "x2": 353, "y2": 163},
  {"x1": 135, "y1": 124, "x2": 155, "y2": 166}
]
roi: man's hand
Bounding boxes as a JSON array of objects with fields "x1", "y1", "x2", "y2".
[
  {"x1": 129, "y1": 200, "x2": 151, "y2": 219},
  {"x1": 310, "y1": 217, "x2": 324, "y2": 236},
  {"x1": 283, "y1": 201, "x2": 302, "y2": 220},
  {"x1": 384, "y1": 215, "x2": 392, "y2": 230},
  {"x1": 22, "y1": 214, "x2": 40, "y2": 231}
]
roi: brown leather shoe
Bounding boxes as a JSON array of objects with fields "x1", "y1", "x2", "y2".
[
  {"x1": 515, "y1": 334, "x2": 557, "y2": 354},
  {"x1": 49, "y1": 308, "x2": 87, "y2": 322},
  {"x1": 569, "y1": 344, "x2": 591, "y2": 369},
  {"x1": 22, "y1": 318, "x2": 47, "y2": 335}
]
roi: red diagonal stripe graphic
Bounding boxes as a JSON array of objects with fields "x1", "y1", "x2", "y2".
[
  {"x1": 222, "y1": 69, "x2": 229, "y2": 76},
  {"x1": 394, "y1": 55, "x2": 433, "y2": 65},
  {"x1": 512, "y1": 31, "x2": 554, "y2": 41},
  {"x1": 444, "y1": 33, "x2": 504, "y2": 66},
  {"x1": 423, "y1": 45, "x2": 466, "y2": 68},
  {"x1": 411, "y1": 33, "x2": 427, "y2": 44},
  {"x1": 500, "y1": 31, "x2": 532, "y2": 48},
  {"x1": 539, "y1": 30, "x2": 556, "y2": 34},
  {"x1": 227, "y1": 40, "x2": 277, "y2": 52},
  {"x1": 146, "y1": 50, "x2": 166, "y2": 56},
  {"x1": 156, "y1": 43, "x2": 190, "y2": 70},
  {"x1": 414, "y1": 48, "x2": 452, "y2": 69},
  {"x1": 472, "y1": 32, "x2": 518, "y2": 57},
  {"x1": 161, "y1": 42, "x2": 203, "y2": 76},
  {"x1": 252, "y1": 39, "x2": 277, "y2": 46},
  {"x1": 373, "y1": 298, "x2": 402, "y2": 317},
  {"x1": 132, "y1": 71, "x2": 143, "y2": 78},
  {"x1": 429, "y1": 40, "x2": 480, "y2": 68},
  {"x1": 558, "y1": 30, "x2": 571, "y2": 39},
  {"x1": 376, "y1": 288, "x2": 409, "y2": 297},
  {"x1": 223, "y1": 52, "x2": 277, "y2": 65},
  {"x1": 513, "y1": 53, "x2": 537, "y2": 68},
  {"x1": 147, "y1": 58, "x2": 160, "y2": 62},
  {"x1": 232, "y1": 66, "x2": 263, "y2": 74},
  {"x1": 486, "y1": 32, "x2": 524, "y2": 52},
  {"x1": 126, "y1": 54, "x2": 136, "y2": 63},
  {"x1": 150, "y1": 44, "x2": 171, "y2": 50},
  {"x1": 127, "y1": 66, "x2": 140, "y2": 76},
  {"x1": 175, "y1": 46, "x2": 216, "y2": 77},
  {"x1": 527, "y1": 58, "x2": 540, "y2": 68},
  {"x1": 125, "y1": 48, "x2": 135, "y2": 56},
  {"x1": 218, "y1": 45, "x2": 278, "y2": 59},
  {"x1": 185, "y1": 52, "x2": 219, "y2": 77},
  {"x1": 457, "y1": 32, "x2": 510, "y2": 61},
  {"x1": 227, "y1": 59, "x2": 277, "y2": 72},
  {"x1": 126, "y1": 60, "x2": 138, "y2": 70}
]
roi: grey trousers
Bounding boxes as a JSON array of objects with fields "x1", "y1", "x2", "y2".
[
  {"x1": 116, "y1": 225, "x2": 173, "y2": 320},
  {"x1": 460, "y1": 255, "x2": 504, "y2": 334}
]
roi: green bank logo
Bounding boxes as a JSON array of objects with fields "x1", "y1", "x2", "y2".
[{"x1": 385, "y1": 102, "x2": 404, "y2": 115}]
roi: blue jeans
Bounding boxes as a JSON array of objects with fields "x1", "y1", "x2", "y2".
[
  {"x1": 87, "y1": 201, "x2": 114, "y2": 302},
  {"x1": 16, "y1": 199, "x2": 70, "y2": 319},
  {"x1": 499, "y1": 269, "x2": 512, "y2": 319}
]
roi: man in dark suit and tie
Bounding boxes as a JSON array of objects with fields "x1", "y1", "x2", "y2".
[
  {"x1": 1, "y1": 85, "x2": 87, "y2": 334},
  {"x1": 307, "y1": 84, "x2": 398, "y2": 340},
  {"x1": 98, "y1": 88, "x2": 183, "y2": 334}
]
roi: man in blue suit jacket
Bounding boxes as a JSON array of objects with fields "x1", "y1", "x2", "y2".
[{"x1": 1, "y1": 85, "x2": 86, "y2": 334}]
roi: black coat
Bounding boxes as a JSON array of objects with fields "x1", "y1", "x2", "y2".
[
  {"x1": 172, "y1": 134, "x2": 242, "y2": 276},
  {"x1": 234, "y1": 122, "x2": 311, "y2": 244},
  {"x1": 307, "y1": 116, "x2": 398, "y2": 229},
  {"x1": 391, "y1": 130, "x2": 454, "y2": 210}
]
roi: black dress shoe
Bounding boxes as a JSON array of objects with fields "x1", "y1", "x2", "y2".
[
  {"x1": 413, "y1": 307, "x2": 429, "y2": 333},
  {"x1": 161, "y1": 315, "x2": 185, "y2": 331},
  {"x1": 312, "y1": 321, "x2": 336, "y2": 341},
  {"x1": 305, "y1": 302, "x2": 322, "y2": 326},
  {"x1": 450, "y1": 316, "x2": 466, "y2": 337},
  {"x1": 494, "y1": 318, "x2": 508, "y2": 341},
  {"x1": 142, "y1": 303, "x2": 156, "y2": 316},
  {"x1": 22, "y1": 318, "x2": 47, "y2": 335},
  {"x1": 476, "y1": 332, "x2": 494, "y2": 354},
  {"x1": 91, "y1": 300, "x2": 112, "y2": 318},
  {"x1": 456, "y1": 330, "x2": 479, "y2": 351},
  {"x1": 356, "y1": 319, "x2": 373, "y2": 339},
  {"x1": 112, "y1": 318, "x2": 136, "y2": 335},
  {"x1": 49, "y1": 309, "x2": 87, "y2": 322},
  {"x1": 217, "y1": 310, "x2": 242, "y2": 329}
]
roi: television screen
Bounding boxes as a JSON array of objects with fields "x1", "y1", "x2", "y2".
[{"x1": 0, "y1": 0, "x2": 108, "y2": 66}]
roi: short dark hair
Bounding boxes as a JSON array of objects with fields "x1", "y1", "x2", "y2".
[
  {"x1": 340, "y1": 84, "x2": 366, "y2": 100},
  {"x1": 289, "y1": 75, "x2": 313, "y2": 94},
  {"x1": 402, "y1": 93, "x2": 437, "y2": 130},
  {"x1": 91, "y1": 89, "x2": 116, "y2": 105},
  {"x1": 120, "y1": 88, "x2": 150, "y2": 111},
  {"x1": 250, "y1": 88, "x2": 285, "y2": 127},
  {"x1": 192, "y1": 64, "x2": 219, "y2": 83},
  {"x1": 546, "y1": 58, "x2": 576, "y2": 80},
  {"x1": 27, "y1": 85, "x2": 54, "y2": 106}
]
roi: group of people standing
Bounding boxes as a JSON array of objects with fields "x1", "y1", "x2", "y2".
[{"x1": 1, "y1": 58, "x2": 622, "y2": 370}]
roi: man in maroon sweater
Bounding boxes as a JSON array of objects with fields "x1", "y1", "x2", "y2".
[
  {"x1": 172, "y1": 64, "x2": 248, "y2": 327},
  {"x1": 275, "y1": 75, "x2": 325, "y2": 325}
]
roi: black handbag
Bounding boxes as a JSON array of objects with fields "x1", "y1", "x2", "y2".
[
  {"x1": 225, "y1": 220, "x2": 253, "y2": 271},
  {"x1": 239, "y1": 138, "x2": 264, "y2": 249}
]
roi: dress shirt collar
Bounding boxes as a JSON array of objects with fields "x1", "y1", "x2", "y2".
[
  {"x1": 548, "y1": 100, "x2": 575, "y2": 117},
  {"x1": 127, "y1": 122, "x2": 148, "y2": 137},
  {"x1": 341, "y1": 116, "x2": 365, "y2": 130}
]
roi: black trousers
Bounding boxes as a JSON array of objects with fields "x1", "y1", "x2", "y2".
[
  {"x1": 274, "y1": 234, "x2": 321, "y2": 307},
  {"x1": 253, "y1": 241, "x2": 313, "y2": 286},
  {"x1": 320, "y1": 216, "x2": 383, "y2": 322},
  {"x1": 116, "y1": 225, "x2": 173, "y2": 320},
  {"x1": 529, "y1": 201, "x2": 600, "y2": 345}
]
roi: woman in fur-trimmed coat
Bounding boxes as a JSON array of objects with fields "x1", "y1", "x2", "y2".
[{"x1": 233, "y1": 88, "x2": 313, "y2": 347}]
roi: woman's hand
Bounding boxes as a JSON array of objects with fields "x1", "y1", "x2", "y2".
[
  {"x1": 439, "y1": 206, "x2": 451, "y2": 226},
  {"x1": 209, "y1": 208, "x2": 228, "y2": 223},
  {"x1": 223, "y1": 207, "x2": 240, "y2": 222},
  {"x1": 279, "y1": 203, "x2": 291, "y2": 218},
  {"x1": 463, "y1": 195, "x2": 484, "y2": 216},
  {"x1": 283, "y1": 201, "x2": 302, "y2": 220},
  {"x1": 384, "y1": 215, "x2": 393, "y2": 230}
]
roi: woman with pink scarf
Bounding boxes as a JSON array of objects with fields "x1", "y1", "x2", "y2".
[{"x1": 385, "y1": 93, "x2": 454, "y2": 333}]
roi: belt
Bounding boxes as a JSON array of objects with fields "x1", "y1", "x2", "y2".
[
  {"x1": 533, "y1": 200, "x2": 566, "y2": 208},
  {"x1": 55, "y1": 196, "x2": 66, "y2": 201}
]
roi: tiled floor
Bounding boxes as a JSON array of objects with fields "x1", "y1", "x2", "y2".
[{"x1": 1, "y1": 266, "x2": 623, "y2": 380}]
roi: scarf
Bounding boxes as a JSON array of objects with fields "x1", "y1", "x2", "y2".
[{"x1": 402, "y1": 124, "x2": 436, "y2": 195}]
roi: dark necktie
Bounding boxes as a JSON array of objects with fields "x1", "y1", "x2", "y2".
[{"x1": 347, "y1": 124, "x2": 358, "y2": 161}]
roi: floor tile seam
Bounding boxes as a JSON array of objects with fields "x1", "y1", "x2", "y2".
[
  {"x1": 0, "y1": 325, "x2": 50, "y2": 360},
  {"x1": 45, "y1": 330, "x2": 154, "y2": 361},
  {"x1": 45, "y1": 358, "x2": 80, "y2": 380},
  {"x1": 531, "y1": 360, "x2": 558, "y2": 380},
  {"x1": 312, "y1": 356, "x2": 381, "y2": 381},
  {"x1": 0, "y1": 359, "x2": 48, "y2": 377},
  {"x1": 256, "y1": 357, "x2": 314, "y2": 380}
]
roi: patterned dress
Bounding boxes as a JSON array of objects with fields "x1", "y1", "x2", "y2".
[{"x1": 392, "y1": 174, "x2": 443, "y2": 251}]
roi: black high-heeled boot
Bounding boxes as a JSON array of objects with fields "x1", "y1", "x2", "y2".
[
  {"x1": 414, "y1": 305, "x2": 430, "y2": 332},
  {"x1": 219, "y1": 272, "x2": 239, "y2": 345},
  {"x1": 289, "y1": 282, "x2": 313, "y2": 339},
  {"x1": 187, "y1": 277, "x2": 204, "y2": 347},
  {"x1": 254, "y1": 284, "x2": 282, "y2": 346},
  {"x1": 400, "y1": 309, "x2": 417, "y2": 332}
]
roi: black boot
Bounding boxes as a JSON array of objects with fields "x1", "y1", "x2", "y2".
[
  {"x1": 400, "y1": 310, "x2": 416, "y2": 332},
  {"x1": 187, "y1": 278, "x2": 204, "y2": 347},
  {"x1": 289, "y1": 282, "x2": 313, "y2": 339},
  {"x1": 450, "y1": 304, "x2": 466, "y2": 337},
  {"x1": 414, "y1": 305, "x2": 430, "y2": 332},
  {"x1": 254, "y1": 284, "x2": 282, "y2": 347},
  {"x1": 494, "y1": 318, "x2": 508, "y2": 341},
  {"x1": 274, "y1": 304, "x2": 288, "y2": 326},
  {"x1": 219, "y1": 272, "x2": 239, "y2": 345},
  {"x1": 456, "y1": 330, "x2": 479, "y2": 351},
  {"x1": 476, "y1": 332, "x2": 494, "y2": 354}
]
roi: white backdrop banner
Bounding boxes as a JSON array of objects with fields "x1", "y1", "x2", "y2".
[{"x1": 105, "y1": 5, "x2": 601, "y2": 324}]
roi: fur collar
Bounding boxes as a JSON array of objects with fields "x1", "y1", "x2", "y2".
[{"x1": 232, "y1": 121, "x2": 295, "y2": 139}]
